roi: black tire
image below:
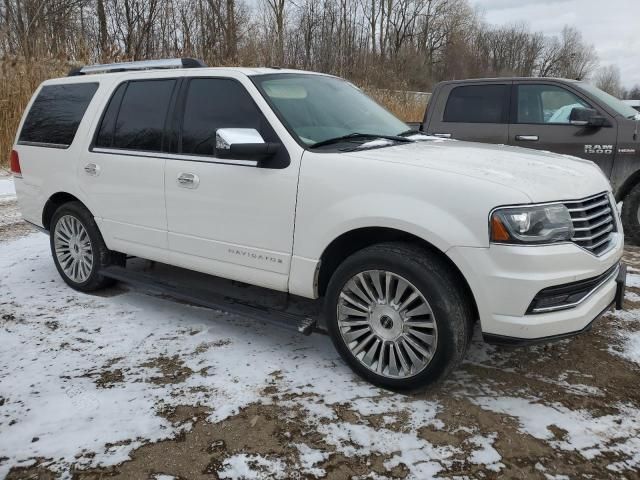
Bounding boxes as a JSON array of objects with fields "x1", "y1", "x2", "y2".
[
  {"x1": 324, "y1": 242, "x2": 474, "y2": 392},
  {"x1": 622, "y1": 184, "x2": 640, "y2": 245},
  {"x1": 49, "y1": 201, "x2": 124, "y2": 292}
]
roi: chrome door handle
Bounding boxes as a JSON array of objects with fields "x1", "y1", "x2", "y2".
[
  {"x1": 515, "y1": 135, "x2": 539, "y2": 141},
  {"x1": 177, "y1": 172, "x2": 199, "y2": 189},
  {"x1": 432, "y1": 133, "x2": 452, "y2": 138},
  {"x1": 84, "y1": 163, "x2": 100, "y2": 176}
]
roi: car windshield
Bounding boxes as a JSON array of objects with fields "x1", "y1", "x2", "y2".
[
  {"x1": 252, "y1": 73, "x2": 409, "y2": 147},
  {"x1": 579, "y1": 82, "x2": 640, "y2": 119}
]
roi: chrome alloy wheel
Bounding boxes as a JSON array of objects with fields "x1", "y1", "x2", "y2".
[
  {"x1": 337, "y1": 270, "x2": 438, "y2": 379},
  {"x1": 53, "y1": 215, "x2": 94, "y2": 283}
]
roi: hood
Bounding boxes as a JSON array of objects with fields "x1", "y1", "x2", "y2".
[{"x1": 346, "y1": 139, "x2": 611, "y2": 203}]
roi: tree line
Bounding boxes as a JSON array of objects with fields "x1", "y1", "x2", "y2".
[{"x1": 0, "y1": 0, "x2": 637, "y2": 96}]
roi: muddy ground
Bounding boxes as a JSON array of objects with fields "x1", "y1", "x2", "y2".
[{"x1": 1, "y1": 175, "x2": 639, "y2": 480}]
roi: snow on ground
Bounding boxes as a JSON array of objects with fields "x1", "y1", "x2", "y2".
[
  {"x1": 1, "y1": 229, "x2": 640, "y2": 478},
  {"x1": 0, "y1": 233, "x2": 493, "y2": 478},
  {"x1": 0, "y1": 176, "x2": 15, "y2": 198}
]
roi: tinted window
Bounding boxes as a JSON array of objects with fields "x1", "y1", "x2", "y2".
[
  {"x1": 112, "y1": 80, "x2": 175, "y2": 152},
  {"x1": 181, "y1": 78, "x2": 276, "y2": 156},
  {"x1": 517, "y1": 84, "x2": 590, "y2": 124},
  {"x1": 95, "y1": 83, "x2": 126, "y2": 148},
  {"x1": 443, "y1": 85, "x2": 508, "y2": 123},
  {"x1": 19, "y1": 83, "x2": 98, "y2": 146}
]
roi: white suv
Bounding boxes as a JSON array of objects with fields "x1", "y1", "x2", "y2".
[{"x1": 10, "y1": 58, "x2": 626, "y2": 390}]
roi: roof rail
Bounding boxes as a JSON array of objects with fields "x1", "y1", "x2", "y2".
[{"x1": 68, "y1": 58, "x2": 207, "y2": 76}]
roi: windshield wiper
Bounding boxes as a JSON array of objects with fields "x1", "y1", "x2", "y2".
[
  {"x1": 309, "y1": 132, "x2": 412, "y2": 149},
  {"x1": 397, "y1": 129, "x2": 421, "y2": 137}
]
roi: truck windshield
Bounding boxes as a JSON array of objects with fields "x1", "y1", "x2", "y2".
[
  {"x1": 253, "y1": 73, "x2": 409, "y2": 147},
  {"x1": 579, "y1": 82, "x2": 640, "y2": 119}
]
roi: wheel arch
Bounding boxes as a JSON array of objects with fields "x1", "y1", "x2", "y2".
[
  {"x1": 615, "y1": 170, "x2": 640, "y2": 202},
  {"x1": 316, "y1": 226, "x2": 478, "y2": 320},
  {"x1": 42, "y1": 192, "x2": 90, "y2": 231}
]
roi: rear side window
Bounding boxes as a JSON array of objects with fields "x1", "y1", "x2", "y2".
[
  {"x1": 181, "y1": 78, "x2": 275, "y2": 156},
  {"x1": 96, "y1": 79, "x2": 176, "y2": 152},
  {"x1": 443, "y1": 85, "x2": 509, "y2": 123},
  {"x1": 19, "y1": 83, "x2": 98, "y2": 147}
]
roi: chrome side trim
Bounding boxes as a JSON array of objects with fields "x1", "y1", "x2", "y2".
[{"x1": 91, "y1": 147, "x2": 258, "y2": 167}]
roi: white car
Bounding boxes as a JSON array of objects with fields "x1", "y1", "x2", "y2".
[{"x1": 10, "y1": 59, "x2": 626, "y2": 390}]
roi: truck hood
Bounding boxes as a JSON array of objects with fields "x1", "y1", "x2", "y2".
[{"x1": 346, "y1": 139, "x2": 611, "y2": 202}]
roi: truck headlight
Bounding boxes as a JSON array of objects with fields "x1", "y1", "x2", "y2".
[{"x1": 490, "y1": 204, "x2": 574, "y2": 244}]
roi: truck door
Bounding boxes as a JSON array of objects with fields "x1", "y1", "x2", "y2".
[
  {"x1": 424, "y1": 83, "x2": 510, "y2": 143},
  {"x1": 164, "y1": 76, "x2": 301, "y2": 292},
  {"x1": 509, "y1": 82, "x2": 616, "y2": 177}
]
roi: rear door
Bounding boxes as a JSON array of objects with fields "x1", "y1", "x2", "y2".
[
  {"x1": 80, "y1": 78, "x2": 177, "y2": 261},
  {"x1": 424, "y1": 82, "x2": 511, "y2": 143},
  {"x1": 509, "y1": 82, "x2": 617, "y2": 177}
]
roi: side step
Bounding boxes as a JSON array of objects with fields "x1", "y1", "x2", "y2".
[{"x1": 100, "y1": 266, "x2": 319, "y2": 335}]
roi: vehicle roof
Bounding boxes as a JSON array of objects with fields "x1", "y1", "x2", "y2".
[
  {"x1": 41, "y1": 67, "x2": 326, "y2": 86},
  {"x1": 436, "y1": 77, "x2": 581, "y2": 85}
]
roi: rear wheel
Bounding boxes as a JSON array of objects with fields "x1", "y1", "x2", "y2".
[
  {"x1": 50, "y1": 202, "x2": 123, "y2": 292},
  {"x1": 325, "y1": 242, "x2": 474, "y2": 391},
  {"x1": 622, "y1": 184, "x2": 640, "y2": 245}
]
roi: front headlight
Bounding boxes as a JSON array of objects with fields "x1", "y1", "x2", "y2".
[{"x1": 490, "y1": 204, "x2": 574, "y2": 244}]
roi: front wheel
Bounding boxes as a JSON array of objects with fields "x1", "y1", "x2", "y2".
[
  {"x1": 50, "y1": 201, "x2": 123, "y2": 292},
  {"x1": 324, "y1": 242, "x2": 474, "y2": 391}
]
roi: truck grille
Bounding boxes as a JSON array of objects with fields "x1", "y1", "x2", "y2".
[{"x1": 564, "y1": 193, "x2": 616, "y2": 256}]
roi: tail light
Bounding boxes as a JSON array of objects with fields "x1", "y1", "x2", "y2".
[{"x1": 10, "y1": 150, "x2": 22, "y2": 177}]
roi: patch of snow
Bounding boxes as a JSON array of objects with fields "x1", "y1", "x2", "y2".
[
  {"x1": 468, "y1": 434, "x2": 504, "y2": 472},
  {"x1": 356, "y1": 138, "x2": 394, "y2": 149},
  {"x1": 609, "y1": 330, "x2": 640, "y2": 366},
  {"x1": 405, "y1": 133, "x2": 448, "y2": 142},
  {"x1": 293, "y1": 443, "x2": 328, "y2": 477},
  {"x1": 471, "y1": 396, "x2": 640, "y2": 469},
  {"x1": 153, "y1": 475, "x2": 178, "y2": 480},
  {"x1": 218, "y1": 454, "x2": 286, "y2": 480},
  {"x1": 0, "y1": 177, "x2": 15, "y2": 198},
  {"x1": 625, "y1": 291, "x2": 640, "y2": 303},
  {"x1": 626, "y1": 273, "x2": 640, "y2": 289}
]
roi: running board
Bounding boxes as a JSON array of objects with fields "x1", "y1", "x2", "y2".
[{"x1": 99, "y1": 266, "x2": 319, "y2": 335}]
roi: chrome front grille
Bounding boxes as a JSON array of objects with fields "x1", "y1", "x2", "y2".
[{"x1": 564, "y1": 193, "x2": 616, "y2": 256}]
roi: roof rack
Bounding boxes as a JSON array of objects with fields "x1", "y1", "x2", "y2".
[{"x1": 68, "y1": 58, "x2": 207, "y2": 76}]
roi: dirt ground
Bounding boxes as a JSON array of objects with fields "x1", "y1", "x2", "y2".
[{"x1": 1, "y1": 175, "x2": 639, "y2": 480}]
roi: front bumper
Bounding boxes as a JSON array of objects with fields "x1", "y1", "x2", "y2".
[{"x1": 447, "y1": 232, "x2": 624, "y2": 341}]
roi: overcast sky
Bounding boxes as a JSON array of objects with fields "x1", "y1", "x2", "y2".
[{"x1": 468, "y1": 0, "x2": 640, "y2": 88}]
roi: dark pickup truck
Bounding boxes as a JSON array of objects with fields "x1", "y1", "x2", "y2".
[{"x1": 414, "y1": 77, "x2": 640, "y2": 242}]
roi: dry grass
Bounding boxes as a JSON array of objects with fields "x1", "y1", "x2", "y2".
[
  {"x1": 0, "y1": 58, "x2": 71, "y2": 167},
  {"x1": 0, "y1": 60, "x2": 429, "y2": 168},
  {"x1": 366, "y1": 88, "x2": 430, "y2": 124}
]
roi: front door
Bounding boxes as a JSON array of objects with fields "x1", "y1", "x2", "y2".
[
  {"x1": 509, "y1": 82, "x2": 617, "y2": 177},
  {"x1": 80, "y1": 78, "x2": 177, "y2": 261},
  {"x1": 164, "y1": 77, "x2": 300, "y2": 291}
]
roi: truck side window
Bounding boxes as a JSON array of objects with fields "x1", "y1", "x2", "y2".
[
  {"x1": 109, "y1": 79, "x2": 176, "y2": 152},
  {"x1": 181, "y1": 78, "x2": 276, "y2": 156},
  {"x1": 517, "y1": 84, "x2": 590, "y2": 124},
  {"x1": 19, "y1": 83, "x2": 98, "y2": 147},
  {"x1": 443, "y1": 85, "x2": 508, "y2": 123}
]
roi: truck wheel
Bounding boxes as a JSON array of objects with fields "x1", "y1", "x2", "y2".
[
  {"x1": 324, "y1": 242, "x2": 473, "y2": 391},
  {"x1": 50, "y1": 201, "x2": 123, "y2": 292},
  {"x1": 621, "y1": 184, "x2": 640, "y2": 245}
]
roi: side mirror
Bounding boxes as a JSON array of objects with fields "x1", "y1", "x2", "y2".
[
  {"x1": 215, "y1": 128, "x2": 279, "y2": 162},
  {"x1": 570, "y1": 107, "x2": 606, "y2": 127}
]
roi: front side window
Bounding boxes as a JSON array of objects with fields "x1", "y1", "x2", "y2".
[
  {"x1": 517, "y1": 84, "x2": 589, "y2": 124},
  {"x1": 98, "y1": 79, "x2": 175, "y2": 152},
  {"x1": 19, "y1": 83, "x2": 98, "y2": 147},
  {"x1": 181, "y1": 78, "x2": 276, "y2": 156},
  {"x1": 252, "y1": 74, "x2": 408, "y2": 146},
  {"x1": 443, "y1": 85, "x2": 509, "y2": 124}
]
